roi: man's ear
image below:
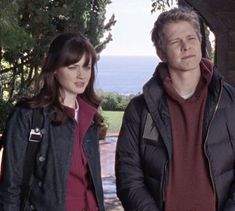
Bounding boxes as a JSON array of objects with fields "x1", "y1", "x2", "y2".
[{"x1": 157, "y1": 49, "x2": 167, "y2": 62}]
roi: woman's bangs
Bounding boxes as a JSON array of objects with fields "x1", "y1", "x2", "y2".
[
  {"x1": 83, "y1": 51, "x2": 93, "y2": 66},
  {"x1": 60, "y1": 45, "x2": 94, "y2": 67},
  {"x1": 60, "y1": 45, "x2": 84, "y2": 67}
]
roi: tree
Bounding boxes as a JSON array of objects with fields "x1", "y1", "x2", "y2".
[
  {"x1": 0, "y1": 0, "x2": 32, "y2": 49},
  {"x1": 151, "y1": 0, "x2": 177, "y2": 12},
  {"x1": 0, "y1": 0, "x2": 116, "y2": 102}
]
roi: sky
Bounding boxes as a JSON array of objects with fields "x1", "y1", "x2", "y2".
[{"x1": 101, "y1": 0, "x2": 161, "y2": 56}]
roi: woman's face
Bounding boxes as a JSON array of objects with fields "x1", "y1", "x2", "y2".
[{"x1": 55, "y1": 54, "x2": 92, "y2": 101}]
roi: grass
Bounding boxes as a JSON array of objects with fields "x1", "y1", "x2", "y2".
[{"x1": 103, "y1": 111, "x2": 124, "y2": 134}]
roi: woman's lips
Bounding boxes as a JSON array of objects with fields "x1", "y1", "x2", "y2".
[{"x1": 74, "y1": 82, "x2": 85, "y2": 87}]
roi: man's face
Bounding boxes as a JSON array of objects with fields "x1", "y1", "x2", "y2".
[{"x1": 159, "y1": 20, "x2": 202, "y2": 73}]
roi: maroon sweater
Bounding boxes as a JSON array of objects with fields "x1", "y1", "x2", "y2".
[
  {"x1": 159, "y1": 59, "x2": 216, "y2": 211},
  {"x1": 65, "y1": 97, "x2": 98, "y2": 211}
]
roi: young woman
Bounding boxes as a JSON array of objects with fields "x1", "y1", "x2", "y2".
[{"x1": 0, "y1": 32, "x2": 105, "y2": 211}]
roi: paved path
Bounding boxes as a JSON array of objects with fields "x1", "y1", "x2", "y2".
[{"x1": 100, "y1": 137, "x2": 124, "y2": 211}]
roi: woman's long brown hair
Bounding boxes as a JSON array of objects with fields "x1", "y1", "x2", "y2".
[{"x1": 21, "y1": 32, "x2": 102, "y2": 125}]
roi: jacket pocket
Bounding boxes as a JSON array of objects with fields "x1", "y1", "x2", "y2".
[{"x1": 143, "y1": 113, "x2": 160, "y2": 146}]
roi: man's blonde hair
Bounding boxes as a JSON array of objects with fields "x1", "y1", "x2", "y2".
[{"x1": 151, "y1": 7, "x2": 202, "y2": 54}]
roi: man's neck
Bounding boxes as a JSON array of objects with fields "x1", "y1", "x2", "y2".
[{"x1": 169, "y1": 68, "x2": 201, "y2": 97}]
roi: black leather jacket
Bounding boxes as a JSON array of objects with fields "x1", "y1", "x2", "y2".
[
  {"x1": 0, "y1": 106, "x2": 105, "y2": 211},
  {"x1": 116, "y1": 68, "x2": 235, "y2": 211}
]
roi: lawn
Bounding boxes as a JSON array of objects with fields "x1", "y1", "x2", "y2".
[{"x1": 103, "y1": 111, "x2": 124, "y2": 134}]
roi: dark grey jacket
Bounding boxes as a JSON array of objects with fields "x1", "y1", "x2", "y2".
[
  {"x1": 0, "y1": 106, "x2": 104, "y2": 211},
  {"x1": 116, "y1": 69, "x2": 235, "y2": 211}
]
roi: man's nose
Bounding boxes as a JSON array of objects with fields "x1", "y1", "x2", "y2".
[{"x1": 182, "y1": 41, "x2": 190, "y2": 51}]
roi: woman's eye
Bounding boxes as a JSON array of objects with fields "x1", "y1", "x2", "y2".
[
  {"x1": 68, "y1": 66, "x2": 77, "y2": 70},
  {"x1": 84, "y1": 66, "x2": 91, "y2": 70}
]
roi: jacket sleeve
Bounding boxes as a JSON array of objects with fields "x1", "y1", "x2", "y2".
[
  {"x1": 223, "y1": 183, "x2": 235, "y2": 210},
  {"x1": 115, "y1": 99, "x2": 160, "y2": 211},
  {"x1": 0, "y1": 107, "x2": 31, "y2": 211}
]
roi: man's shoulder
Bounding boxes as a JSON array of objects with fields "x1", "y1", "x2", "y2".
[
  {"x1": 128, "y1": 94, "x2": 146, "y2": 109},
  {"x1": 124, "y1": 94, "x2": 148, "y2": 119},
  {"x1": 219, "y1": 81, "x2": 235, "y2": 108},
  {"x1": 223, "y1": 82, "x2": 235, "y2": 96}
]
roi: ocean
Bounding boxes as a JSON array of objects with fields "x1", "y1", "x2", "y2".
[{"x1": 95, "y1": 55, "x2": 160, "y2": 95}]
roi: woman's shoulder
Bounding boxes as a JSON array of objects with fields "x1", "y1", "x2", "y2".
[{"x1": 8, "y1": 100, "x2": 38, "y2": 123}]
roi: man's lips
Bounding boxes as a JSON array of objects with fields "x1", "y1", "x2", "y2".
[{"x1": 182, "y1": 55, "x2": 195, "y2": 59}]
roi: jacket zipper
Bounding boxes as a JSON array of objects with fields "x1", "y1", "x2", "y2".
[
  {"x1": 203, "y1": 79, "x2": 224, "y2": 194},
  {"x1": 161, "y1": 160, "x2": 168, "y2": 206}
]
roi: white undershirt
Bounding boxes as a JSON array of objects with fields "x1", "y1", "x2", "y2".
[
  {"x1": 180, "y1": 89, "x2": 196, "y2": 99},
  {"x1": 74, "y1": 99, "x2": 79, "y2": 121}
]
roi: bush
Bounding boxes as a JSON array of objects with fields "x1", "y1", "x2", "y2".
[
  {"x1": 100, "y1": 92, "x2": 135, "y2": 111},
  {"x1": 0, "y1": 100, "x2": 14, "y2": 132}
]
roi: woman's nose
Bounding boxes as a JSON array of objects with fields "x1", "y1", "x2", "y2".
[{"x1": 76, "y1": 68, "x2": 84, "y2": 78}]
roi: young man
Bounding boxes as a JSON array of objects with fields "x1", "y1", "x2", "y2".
[{"x1": 115, "y1": 7, "x2": 235, "y2": 211}]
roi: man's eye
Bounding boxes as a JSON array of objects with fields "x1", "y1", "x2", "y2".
[
  {"x1": 189, "y1": 37, "x2": 196, "y2": 40},
  {"x1": 170, "y1": 41, "x2": 179, "y2": 45}
]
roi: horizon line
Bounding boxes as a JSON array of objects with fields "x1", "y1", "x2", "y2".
[{"x1": 100, "y1": 54, "x2": 157, "y2": 57}]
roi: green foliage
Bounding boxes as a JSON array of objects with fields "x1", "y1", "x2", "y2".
[
  {"x1": 0, "y1": 100, "x2": 13, "y2": 132},
  {"x1": 0, "y1": 0, "x2": 116, "y2": 102},
  {"x1": 103, "y1": 111, "x2": 124, "y2": 133},
  {"x1": 100, "y1": 92, "x2": 135, "y2": 111},
  {"x1": 0, "y1": 0, "x2": 33, "y2": 49},
  {"x1": 151, "y1": 0, "x2": 177, "y2": 13}
]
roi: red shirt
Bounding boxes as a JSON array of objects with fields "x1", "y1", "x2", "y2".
[
  {"x1": 158, "y1": 59, "x2": 216, "y2": 211},
  {"x1": 65, "y1": 97, "x2": 98, "y2": 211}
]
